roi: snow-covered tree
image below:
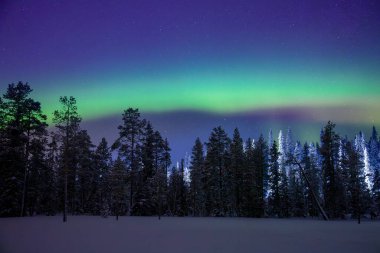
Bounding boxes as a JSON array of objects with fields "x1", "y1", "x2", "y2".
[
  {"x1": 354, "y1": 132, "x2": 372, "y2": 190},
  {"x1": 268, "y1": 141, "x2": 281, "y2": 217}
]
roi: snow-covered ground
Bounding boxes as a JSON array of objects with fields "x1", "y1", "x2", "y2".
[{"x1": 0, "y1": 216, "x2": 379, "y2": 253}]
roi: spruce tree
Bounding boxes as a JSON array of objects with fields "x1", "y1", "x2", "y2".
[
  {"x1": 320, "y1": 121, "x2": 341, "y2": 218},
  {"x1": 303, "y1": 143, "x2": 319, "y2": 217},
  {"x1": 242, "y1": 138, "x2": 255, "y2": 217},
  {"x1": 189, "y1": 138, "x2": 204, "y2": 216},
  {"x1": 343, "y1": 141, "x2": 371, "y2": 222},
  {"x1": 94, "y1": 138, "x2": 112, "y2": 218},
  {"x1": 204, "y1": 126, "x2": 231, "y2": 216},
  {"x1": 252, "y1": 135, "x2": 267, "y2": 217},
  {"x1": 230, "y1": 128, "x2": 244, "y2": 216},
  {"x1": 268, "y1": 141, "x2": 281, "y2": 217}
]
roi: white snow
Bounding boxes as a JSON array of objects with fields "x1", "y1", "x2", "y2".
[{"x1": 0, "y1": 216, "x2": 379, "y2": 253}]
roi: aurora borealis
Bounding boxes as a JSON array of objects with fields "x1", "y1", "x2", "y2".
[{"x1": 1, "y1": 0, "x2": 380, "y2": 161}]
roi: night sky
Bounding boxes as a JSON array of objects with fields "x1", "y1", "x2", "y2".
[{"x1": 1, "y1": 0, "x2": 380, "y2": 162}]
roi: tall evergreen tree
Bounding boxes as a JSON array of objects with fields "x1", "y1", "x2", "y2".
[
  {"x1": 242, "y1": 138, "x2": 255, "y2": 217},
  {"x1": 204, "y1": 126, "x2": 231, "y2": 216},
  {"x1": 343, "y1": 141, "x2": 370, "y2": 222},
  {"x1": 252, "y1": 135, "x2": 268, "y2": 217},
  {"x1": 109, "y1": 157, "x2": 127, "y2": 220},
  {"x1": 372, "y1": 169, "x2": 380, "y2": 215},
  {"x1": 368, "y1": 126, "x2": 379, "y2": 173},
  {"x1": 320, "y1": 121, "x2": 341, "y2": 218},
  {"x1": 0, "y1": 82, "x2": 48, "y2": 217},
  {"x1": 268, "y1": 141, "x2": 281, "y2": 217},
  {"x1": 303, "y1": 143, "x2": 320, "y2": 217},
  {"x1": 75, "y1": 130, "x2": 96, "y2": 214},
  {"x1": 189, "y1": 138, "x2": 205, "y2": 216},
  {"x1": 94, "y1": 138, "x2": 112, "y2": 217},
  {"x1": 113, "y1": 108, "x2": 145, "y2": 215},
  {"x1": 230, "y1": 128, "x2": 244, "y2": 216},
  {"x1": 167, "y1": 160, "x2": 188, "y2": 216},
  {"x1": 53, "y1": 96, "x2": 81, "y2": 222}
]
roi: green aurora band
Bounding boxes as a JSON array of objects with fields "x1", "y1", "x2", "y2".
[{"x1": 32, "y1": 62, "x2": 379, "y2": 124}]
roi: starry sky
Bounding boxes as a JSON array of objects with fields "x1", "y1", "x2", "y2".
[{"x1": 1, "y1": 0, "x2": 380, "y2": 162}]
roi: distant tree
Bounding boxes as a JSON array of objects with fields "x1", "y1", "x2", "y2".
[
  {"x1": 53, "y1": 96, "x2": 81, "y2": 222},
  {"x1": 268, "y1": 129, "x2": 273, "y2": 150}
]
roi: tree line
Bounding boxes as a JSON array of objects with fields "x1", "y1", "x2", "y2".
[{"x1": 0, "y1": 82, "x2": 379, "y2": 221}]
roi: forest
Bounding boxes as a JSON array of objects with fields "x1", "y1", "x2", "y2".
[{"x1": 1, "y1": 82, "x2": 380, "y2": 221}]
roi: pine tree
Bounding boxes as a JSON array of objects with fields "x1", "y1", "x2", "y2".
[
  {"x1": 278, "y1": 130, "x2": 286, "y2": 173},
  {"x1": 53, "y1": 96, "x2": 81, "y2": 222},
  {"x1": 303, "y1": 143, "x2": 317, "y2": 216},
  {"x1": 252, "y1": 135, "x2": 267, "y2": 217},
  {"x1": 178, "y1": 159, "x2": 188, "y2": 216},
  {"x1": 43, "y1": 135, "x2": 60, "y2": 215},
  {"x1": 230, "y1": 128, "x2": 244, "y2": 216},
  {"x1": 26, "y1": 136, "x2": 54, "y2": 215},
  {"x1": 94, "y1": 138, "x2": 112, "y2": 218},
  {"x1": 343, "y1": 141, "x2": 371, "y2": 222},
  {"x1": 368, "y1": 127, "x2": 379, "y2": 178},
  {"x1": 160, "y1": 138, "x2": 171, "y2": 217},
  {"x1": 75, "y1": 130, "x2": 96, "y2": 214},
  {"x1": 133, "y1": 122, "x2": 155, "y2": 215},
  {"x1": 0, "y1": 82, "x2": 48, "y2": 217},
  {"x1": 288, "y1": 141, "x2": 304, "y2": 217},
  {"x1": 355, "y1": 132, "x2": 372, "y2": 190},
  {"x1": 204, "y1": 126, "x2": 231, "y2": 216},
  {"x1": 113, "y1": 108, "x2": 145, "y2": 215},
  {"x1": 167, "y1": 160, "x2": 188, "y2": 216},
  {"x1": 189, "y1": 138, "x2": 204, "y2": 216},
  {"x1": 372, "y1": 169, "x2": 380, "y2": 216},
  {"x1": 320, "y1": 121, "x2": 341, "y2": 218},
  {"x1": 242, "y1": 138, "x2": 255, "y2": 217},
  {"x1": 109, "y1": 157, "x2": 127, "y2": 220}
]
